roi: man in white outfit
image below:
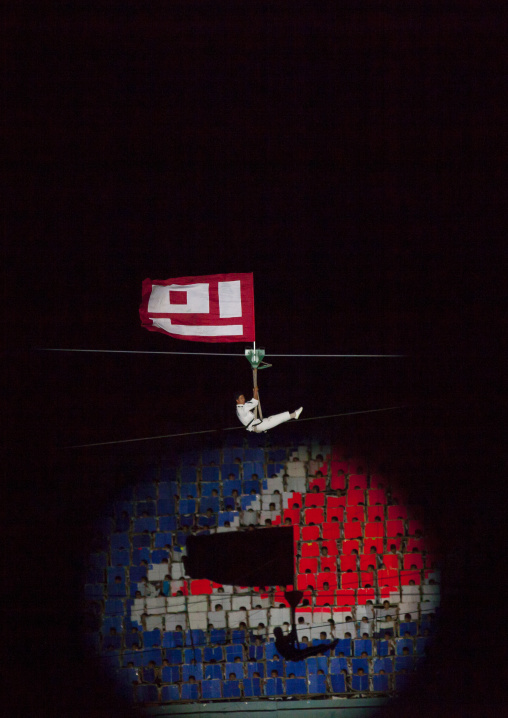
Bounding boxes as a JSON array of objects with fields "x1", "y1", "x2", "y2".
[{"x1": 235, "y1": 386, "x2": 302, "y2": 433}]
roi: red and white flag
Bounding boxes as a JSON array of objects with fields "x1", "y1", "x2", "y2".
[{"x1": 139, "y1": 272, "x2": 255, "y2": 343}]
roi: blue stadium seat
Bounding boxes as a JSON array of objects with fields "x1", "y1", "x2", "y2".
[
  {"x1": 243, "y1": 678, "x2": 262, "y2": 697},
  {"x1": 231, "y1": 630, "x2": 246, "y2": 644},
  {"x1": 247, "y1": 662, "x2": 265, "y2": 678},
  {"x1": 131, "y1": 547, "x2": 150, "y2": 565},
  {"x1": 204, "y1": 664, "x2": 222, "y2": 680},
  {"x1": 125, "y1": 630, "x2": 142, "y2": 648},
  {"x1": 162, "y1": 665, "x2": 180, "y2": 683},
  {"x1": 223, "y1": 680, "x2": 241, "y2": 698},
  {"x1": 134, "y1": 517, "x2": 157, "y2": 532},
  {"x1": 151, "y1": 549, "x2": 169, "y2": 563},
  {"x1": 286, "y1": 677, "x2": 307, "y2": 695},
  {"x1": 157, "y1": 499, "x2": 175, "y2": 516},
  {"x1": 161, "y1": 685, "x2": 180, "y2": 701},
  {"x1": 181, "y1": 466, "x2": 198, "y2": 483},
  {"x1": 266, "y1": 463, "x2": 285, "y2": 476},
  {"x1": 201, "y1": 483, "x2": 220, "y2": 498},
  {"x1": 225, "y1": 645, "x2": 244, "y2": 661},
  {"x1": 182, "y1": 450, "x2": 200, "y2": 465},
  {"x1": 159, "y1": 516, "x2": 177, "y2": 532},
  {"x1": 123, "y1": 649, "x2": 143, "y2": 667},
  {"x1": 240, "y1": 495, "x2": 259, "y2": 511},
  {"x1": 132, "y1": 534, "x2": 151, "y2": 549},
  {"x1": 202, "y1": 449, "x2": 221, "y2": 465},
  {"x1": 376, "y1": 640, "x2": 391, "y2": 657},
  {"x1": 352, "y1": 658, "x2": 369, "y2": 674},
  {"x1": 158, "y1": 481, "x2": 178, "y2": 500},
  {"x1": 204, "y1": 645, "x2": 223, "y2": 662},
  {"x1": 265, "y1": 677, "x2": 284, "y2": 696},
  {"x1": 154, "y1": 532, "x2": 173, "y2": 548},
  {"x1": 330, "y1": 673, "x2": 347, "y2": 692},
  {"x1": 416, "y1": 637, "x2": 430, "y2": 655},
  {"x1": 395, "y1": 673, "x2": 411, "y2": 690},
  {"x1": 197, "y1": 515, "x2": 214, "y2": 527},
  {"x1": 373, "y1": 657, "x2": 393, "y2": 673},
  {"x1": 159, "y1": 466, "x2": 178, "y2": 482},
  {"x1": 373, "y1": 674, "x2": 389, "y2": 691},
  {"x1": 142, "y1": 666, "x2": 156, "y2": 684},
  {"x1": 400, "y1": 621, "x2": 418, "y2": 636},
  {"x1": 285, "y1": 660, "x2": 306, "y2": 677},
  {"x1": 181, "y1": 483, "x2": 198, "y2": 498},
  {"x1": 108, "y1": 583, "x2": 126, "y2": 598},
  {"x1": 179, "y1": 499, "x2": 196, "y2": 514},
  {"x1": 243, "y1": 462, "x2": 263, "y2": 480},
  {"x1": 136, "y1": 501, "x2": 156, "y2": 516},
  {"x1": 111, "y1": 549, "x2": 131, "y2": 567},
  {"x1": 312, "y1": 638, "x2": 332, "y2": 648},
  {"x1": 395, "y1": 656, "x2": 414, "y2": 672},
  {"x1": 223, "y1": 479, "x2": 242, "y2": 496},
  {"x1": 135, "y1": 684, "x2": 159, "y2": 703},
  {"x1": 136, "y1": 483, "x2": 157, "y2": 500},
  {"x1": 102, "y1": 615, "x2": 123, "y2": 633},
  {"x1": 265, "y1": 642, "x2": 278, "y2": 659},
  {"x1": 245, "y1": 447, "x2": 265, "y2": 462},
  {"x1": 201, "y1": 679, "x2": 222, "y2": 699},
  {"x1": 396, "y1": 638, "x2": 414, "y2": 655},
  {"x1": 210, "y1": 629, "x2": 227, "y2": 645},
  {"x1": 179, "y1": 515, "x2": 194, "y2": 528},
  {"x1": 113, "y1": 500, "x2": 134, "y2": 517},
  {"x1": 352, "y1": 674, "x2": 369, "y2": 691},
  {"x1": 182, "y1": 663, "x2": 204, "y2": 681},
  {"x1": 306, "y1": 656, "x2": 328, "y2": 674},
  {"x1": 225, "y1": 662, "x2": 243, "y2": 680},
  {"x1": 248, "y1": 645, "x2": 264, "y2": 660},
  {"x1": 266, "y1": 659, "x2": 284, "y2": 676},
  {"x1": 354, "y1": 639, "x2": 373, "y2": 656},
  {"x1": 111, "y1": 533, "x2": 130, "y2": 550},
  {"x1": 115, "y1": 514, "x2": 130, "y2": 532},
  {"x1": 200, "y1": 497, "x2": 220, "y2": 513},
  {"x1": 129, "y1": 566, "x2": 147, "y2": 582},
  {"x1": 184, "y1": 648, "x2": 202, "y2": 663},
  {"x1": 142, "y1": 648, "x2": 162, "y2": 666},
  {"x1": 218, "y1": 511, "x2": 238, "y2": 526},
  {"x1": 99, "y1": 649, "x2": 121, "y2": 673},
  {"x1": 309, "y1": 674, "x2": 327, "y2": 693},
  {"x1": 143, "y1": 630, "x2": 161, "y2": 648},
  {"x1": 181, "y1": 683, "x2": 199, "y2": 700},
  {"x1": 268, "y1": 449, "x2": 286, "y2": 461},
  {"x1": 330, "y1": 657, "x2": 349, "y2": 673},
  {"x1": 336, "y1": 638, "x2": 352, "y2": 656},
  {"x1": 166, "y1": 648, "x2": 183, "y2": 664},
  {"x1": 202, "y1": 466, "x2": 220, "y2": 482},
  {"x1": 221, "y1": 463, "x2": 240, "y2": 480},
  {"x1": 243, "y1": 478, "x2": 261, "y2": 493},
  {"x1": 163, "y1": 632, "x2": 183, "y2": 649},
  {"x1": 185, "y1": 630, "x2": 205, "y2": 647},
  {"x1": 222, "y1": 448, "x2": 244, "y2": 463}
]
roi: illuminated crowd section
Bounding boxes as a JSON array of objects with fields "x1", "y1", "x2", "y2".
[{"x1": 83, "y1": 432, "x2": 440, "y2": 704}]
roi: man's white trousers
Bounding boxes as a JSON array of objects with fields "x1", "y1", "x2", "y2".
[{"x1": 251, "y1": 411, "x2": 291, "y2": 433}]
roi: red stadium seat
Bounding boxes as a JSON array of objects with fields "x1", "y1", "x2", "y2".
[
  {"x1": 326, "y1": 507, "x2": 344, "y2": 522},
  {"x1": 287, "y1": 493, "x2": 303, "y2": 509},
  {"x1": 408, "y1": 519, "x2": 424, "y2": 535},
  {"x1": 304, "y1": 492, "x2": 325, "y2": 508},
  {"x1": 301, "y1": 542, "x2": 320, "y2": 557},
  {"x1": 283, "y1": 508, "x2": 301, "y2": 524},
  {"x1": 367, "y1": 505, "x2": 385, "y2": 522},
  {"x1": 343, "y1": 522, "x2": 363, "y2": 539},
  {"x1": 297, "y1": 573, "x2": 317, "y2": 590},
  {"x1": 293, "y1": 525, "x2": 301, "y2": 542},
  {"x1": 341, "y1": 572, "x2": 359, "y2": 589},
  {"x1": 336, "y1": 589, "x2": 356, "y2": 606},
  {"x1": 330, "y1": 475, "x2": 347, "y2": 491},
  {"x1": 368, "y1": 488, "x2": 386, "y2": 505},
  {"x1": 346, "y1": 489, "x2": 365, "y2": 506},
  {"x1": 370, "y1": 474, "x2": 387, "y2": 489},
  {"x1": 331, "y1": 458, "x2": 349, "y2": 472},
  {"x1": 299, "y1": 558, "x2": 318, "y2": 573},
  {"x1": 400, "y1": 570, "x2": 421, "y2": 586},
  {"x1": 190, "y1": 579, "x2": 213, "y2": 595},
  {"x1": 365, "y1": 522, "x2": 384, "y2": 538},
  {"x1": 359, "y1": 555, "x2": 377, "y2": 572},
  {"x1": 340, "y1": 555, "x2": 357, "y2": 572},
  {"x1": 357, "y1": 588, "x2": 375, "y2": 604},
  {"x1": 321, "y1": 540, "x2": 339, "y2": 556},
  {"x1": 386, "y1": 520, "x2": 405, "y2": 537},
  {"x1": 301, "y1": 526, "x2": 320, "y2": 541},
  {"x1": 360, "y1": 571, "x2": 375, "y2": 587},
  {"x1": 322, "y1": 522, "x2": 341, "y2": 540},
  {"x1": 403, "y1": 554, "x2": 423, "y2": 570},
  {"x1": 386, "y1": 537, "x2": 403, "y2": 551},
  {"x1": 318, "y1": 572, "x2": 338, "y2": 590},
  {"x1": 363, "y1": 539, "x2": 384, "y2": 554},
  {"x1": 387, "y1": 505, "x2": 407, "y2": 520},
  {"x1": 342, "y1": 540, "x2": 361, "y2": 554},
  {"x1": 309, "y1": 477, "x2": 326, "y2": 492},
  {"x1": 327, "y1": 496, "x2": 346, "y2": 509},
  {"x1": 378, "y1": 569, "x2": 399, "y2": 588},
  {"x1": 406, "y1": 539, "x2": 424, "y2": 553},
  {"x1": 383, "y1": 554, "x2": 400, "y2": 570},
  {"x1": 425, "y1": 553, "x2": 438, "y2": 569},
  {"x1": 348, "y1": 458, "x2": 367, "y2": 474},
  {"x1": 348, "y1": 474, "x2": 368, "y2": 489},
  {"x1": 304, "y1": 508, "x2": 324, "y2": 524},
  {"x1": 315, "y1": 592, "x2": 336, "y2": 607},
  {"x1": 320, "y1": 557, "x2": 337, "y2": 571},
  {"x1": 345, "y1": 506, "x2": 365, "y2": 522}
]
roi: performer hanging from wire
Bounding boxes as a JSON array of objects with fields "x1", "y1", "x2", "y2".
[
  {"x1": 273, "y1": 626, "x2": 339, "y2": 662},
  {"x1": 235, "y1": 386, "x2": 302, "y2": 433}
]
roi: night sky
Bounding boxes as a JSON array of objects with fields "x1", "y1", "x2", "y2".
[{"x1": 4, "y1": 2, "x2": 504, "y2": 716}]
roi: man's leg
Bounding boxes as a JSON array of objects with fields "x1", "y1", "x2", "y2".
[{"x1": 253, "y1": 411, "x2": 291, "y2": 432}]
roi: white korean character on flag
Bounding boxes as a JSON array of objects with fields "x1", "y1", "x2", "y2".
[{"x1": 139, "y1": 272, "x2": 255, "y2": 343}]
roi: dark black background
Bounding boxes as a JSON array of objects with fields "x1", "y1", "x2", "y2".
[{"x1": 3, "y1": 2, "x2": 504, "y2": 715}]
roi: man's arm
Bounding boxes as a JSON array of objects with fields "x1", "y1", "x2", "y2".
[{"x1": 253, "y1": 386, "x2": 259, "y2": 400}]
